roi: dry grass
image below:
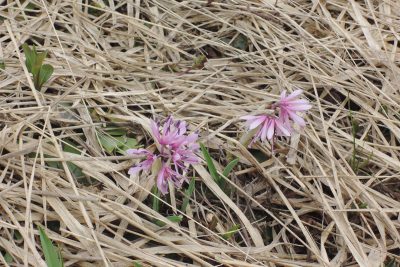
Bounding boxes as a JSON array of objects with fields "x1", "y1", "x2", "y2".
[{"x1": 1, "y1": 0, "x2": 400, "y2": 266}]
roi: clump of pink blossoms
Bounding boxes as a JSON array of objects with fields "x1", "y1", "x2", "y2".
[
  {"x1": 242, "y1": 89, "x2": 311, "y2": 145},
  {"x1": 126, "y1": 116, "x2": 199, "y2": 195}
]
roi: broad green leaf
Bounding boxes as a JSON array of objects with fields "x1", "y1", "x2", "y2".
[
  {"x1": 38, "y1": 227, "x2": 63, "y2": 267},
  {"x1": 155, "y1": 215, "x2": 183, "y2": 227},
  {"x1": 181, "y1": 177, "x2": 195, "y2": 212},
  {"x1": 200, "y1": 143, "x2": 220, "y2": 183},
  {"x1": 98, "y1": 134, "x2": 119, "y2": 154},
  {"x1": 222, "y1": 224, "x2": 240, "y2": 240},
  {"x1": 38, "y1": 64, "x2": 54, "y2": 88},
  {"x1": 105, "y1": 127, "x2": 127, "y2": 136},
  {"x1": 63, "y1": 141, "x2": 81, "y2": 154},
  {"x1": 222, "y1": 158, "x2": 239, "y2": 178},
  {"x1": 67, "y1": 162, "x2": 85, "y2": 179},
  {"x1": 115, "y1": 136, "x2": 138, "y2": 153},
  {"x1": 123, "y1": 137, "x2": 138, "y2": 149}
]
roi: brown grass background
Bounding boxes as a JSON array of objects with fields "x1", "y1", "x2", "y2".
[{"x1": 0, "y1": 0, "x2": 400, "y2": 266}]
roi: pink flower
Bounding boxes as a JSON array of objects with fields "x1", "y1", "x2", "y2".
[
  {"x1": 126, "y1": 149, "x2": 157, "y2": 176},
  {"x1": 127, "y1": 116, "x2": 199, "y2": 194},
  {"x1": 277, "y1": 89, "x2": 312, "y2": 127},
  {"x1": 157, "y1": 163, "x2": 184, "y2": 195},
  {"x1": 241, "y1": 115, "x2": 291, "y2": 144}
]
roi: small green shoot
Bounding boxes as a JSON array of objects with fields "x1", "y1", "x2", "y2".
[
  {"x1": 200, "y1": 143, "x2": 220, "y2": 183},
  {"x1": 222, "y1": 224, "x2": 241, "y2": 240},
  {"x1": 152, "y1": 186, "x2": 160, "y2": 213},
  {"x1": 132, "y1": 261, "x2": 143, "y2": 267},
  {"x1": 38, "y1": 227, "x2": 64, "y2": 267},
  {"x1": 63, "y1": 140, "x2": 85, "y2": 181},
  {"x1": 200, "y1": 144, "x2": 238, "y2": 194},
  {"x1": 22, "y1": 43, "x2": 54, "y2": 90},
  {"x1": 358, "y1": 202, "x2": 368, "y2": 209},
  {"x1": 192, "y1": 54, "x2": 207, "y2": 69},
  {"x1": 155, "y1": 215, "x2": 183, "y2": 227},
  {"x1": 181, "y1": 177, "x2": 195, "y2": 212},
  {"x1": 0, "y1": 60, "x2": 5, "y2": 70}
]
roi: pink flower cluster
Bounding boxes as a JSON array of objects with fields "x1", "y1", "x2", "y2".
[
  {"x1": 242, "y1": 90, "x2": 311, "y2": 145},
  {"x1": 127, "y1": 117, "x2": 199, "y2": 195}
]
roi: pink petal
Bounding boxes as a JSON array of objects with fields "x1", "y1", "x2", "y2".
[
  {"x1": 126, "y1": 148, "x2": 149, "y2": 156},
  {"x1": 288, "y1": 104, "x2": 312, "y2": 111},
  {"x1": 128, "y1": 166, "x2": 142, "y2": 175},
  {"x1": 249, "y1": 116, "x2": 266, "y2": 130},
  {"x1": 280, "y1": 90, "x2": 287, "y2": 99},
  {"x1": 157, "y1": 166, "x2": 169, "y2": 195},
  {"x1": 260, "y1": 121, "x2": 269, "y2": 141},
  {"x1": 288, "y1": 111, "x2": 306, "y2": 127},
  {"x1": 150, "y1": 120, "x2": 160, "y2": 140},
  {"x1": 275, "y1": 119, "x2": 291, "y2": 136},
  {"x1": 266, "y1": 120, "x2": 275, "y2": 140},
  {"x1": 284, "y1": 89, "x2": 303, "y2": 101}
]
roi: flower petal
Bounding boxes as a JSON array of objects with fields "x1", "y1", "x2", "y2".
[
  {"x1": 249, "y1": 116, "x2": 266, "y2": 130},
  {"x1": 126, "y1": 148, "x2": 149, "y2": 156},
  {"x1": 266, "y1": 120, "x2": 275, "y2": 140},
  {"x1": 288, "y1": 111, "x2": 306, "y2": 127},
  {"x1": 284, "y1": 89, "x2": 303, "y2": 101},
  {"x1": 157, "y1": 165, "x2": 169, "y2": 195}
]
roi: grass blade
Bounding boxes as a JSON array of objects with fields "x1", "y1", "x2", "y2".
[
  {"x1": 38, "y1": 227, "x2": 63, "y2": 267},
  {"x1": 222, "y1": 158, "x2": 239, "y2": 178},
  {"x1": 200, "y1": 143, "x2": 220, "y2": 183},
  {"x1": 181, "y1": 177, "x2": 195, "y2": 212}
]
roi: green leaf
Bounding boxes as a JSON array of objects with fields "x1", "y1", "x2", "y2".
[
  {"x1": 132, "y1": 262, "x2": 143, "y2": 267},
  {"x1": 222, "y1": 224, "x2": 240, "y2": 240},
  {"x1": 105, "y1": 127, "x2": 127, "y2": 136},
  {"x1": 3, "y1": 251, "x2": 13, "y2": 264},
  {"x1": 155, "y1": 215, "x2": 183, "y2": 227},
  {"x1": 22, "y1": 43, "x2": 35, "y2": 72},
  {"x1": 63, "y1": 141, "x2": 81, "y2": 154},
  {"x1": 152, "y1": 186, "x2": 160, "y2": 213},
  {"x1": 63, "y1": 141, "x2": 85, "y2": 179},
  {"x1": 116, "y1": 136, "x2": 138, "y2": 153},
  {"x1": 222, "y1": 158, "x2": 239, "y2": 178},
  {"x1": 181, "y1": 177, "x2": 195, "y2": 212},
  {"x1": 200, "y1": 143, "x2": 220, "y2": 183},
  {"x1": 14, "y1": 231, "x2": 22, "y2": 240},
  {"x1": 98, "y1": 134, "x2": 119, "y2": 154},
  {"x1": 38, "y1": 64, "x2": 54, "y2": 88},
  {"x1": 38, "y1": 227, "x2": 63, "y2": 267},
  {"x1": 358, "y1": 202, "x2": 368, "y2": 209},
  {"x1": 0, "y1": 61, "x2": 5, "y2": 70}
]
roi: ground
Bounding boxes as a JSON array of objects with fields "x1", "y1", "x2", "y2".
[{"x1": 0, "y1": 0, "x2": 399, "y2": 266}]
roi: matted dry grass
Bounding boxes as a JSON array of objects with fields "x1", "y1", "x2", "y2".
[{"x1": 0, "y1": 0, "x2": 400, "y2": 266}]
